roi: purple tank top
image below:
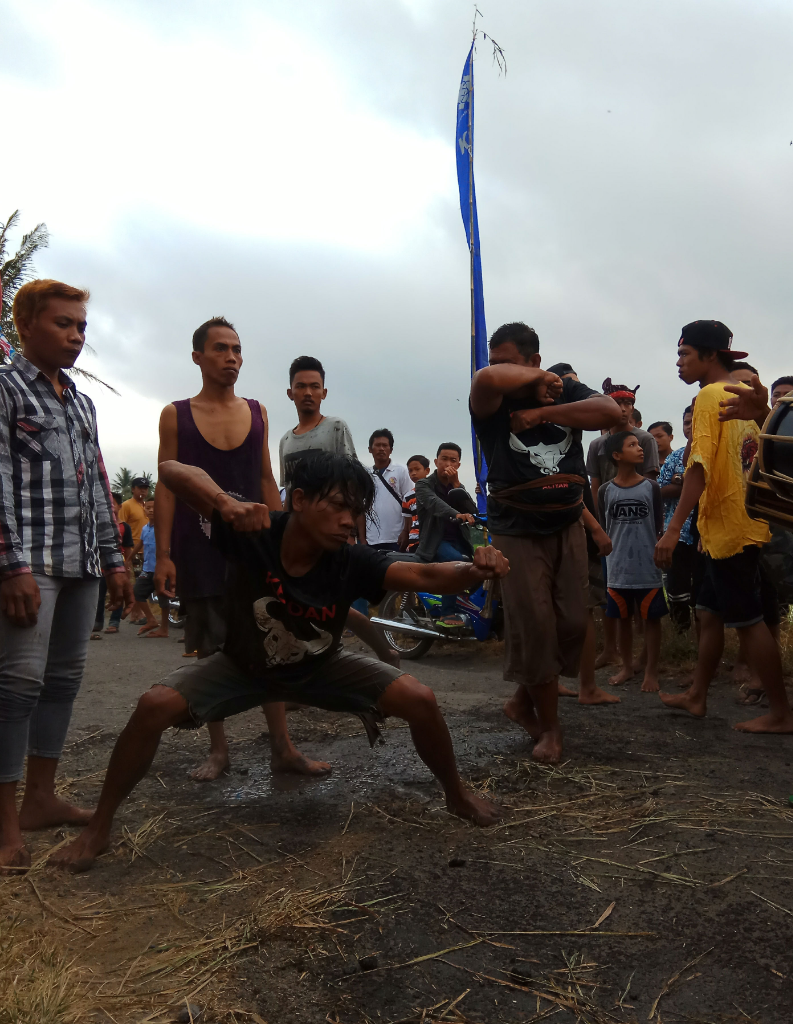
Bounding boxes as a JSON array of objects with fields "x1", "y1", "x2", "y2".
[{"x1": 171, "y1": 398, "x2": 264, "y2": 600}]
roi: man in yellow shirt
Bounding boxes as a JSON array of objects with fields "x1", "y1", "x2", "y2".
[
  {"x1": 118, "y1": 477, "x2": 150, "y2": 624},
  {"x1": 118, "y1": 478, "x2": 149, "y2": 544},
  {"x1": 655, "y1": 320, "x2": 793, "y2": 734}
]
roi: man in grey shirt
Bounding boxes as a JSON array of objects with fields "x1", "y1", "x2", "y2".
[{"x1": 279, "y1": 356, "x2": 357, "y2": 504}]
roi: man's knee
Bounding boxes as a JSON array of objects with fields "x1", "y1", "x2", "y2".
[
  {"x1": 133, "y1": 686, "x2": 189, "y2": 730},
  {"x1": 379, "y1": 674, "x2": 439, "y2": 719}
]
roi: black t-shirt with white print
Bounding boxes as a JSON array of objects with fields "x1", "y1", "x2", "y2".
[
  {"x1": 211, "y1": 510, "x2": 391, "y2": 680},
  {"x1": 471, "y1": 376, "x2": 598, "y2": 537}
]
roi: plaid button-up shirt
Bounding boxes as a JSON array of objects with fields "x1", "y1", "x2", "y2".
[{"x1": 0, "y1": 353, "x2": 124, "y2": 579}]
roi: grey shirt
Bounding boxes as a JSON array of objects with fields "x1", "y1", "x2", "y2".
[
  {"x1": 586, "y1": 427, "x2": 660, "y2": 486},
  {"x1": 597, "y1": 478, "x2": 663, "y2": 589},
  {"x1": 278, "y1": 416, "x2": 357, "y2": 489}
]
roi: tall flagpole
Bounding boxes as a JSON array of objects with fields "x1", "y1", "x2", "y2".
[{"x1": 468, "y1": 27, "x2": 482, "y2": 490}]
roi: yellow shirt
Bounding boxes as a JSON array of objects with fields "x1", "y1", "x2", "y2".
[
  {"x1": 687, "y1": 381, "x2": 769, "y2": 559},
  {"x1": 118, "y1": 497, "x2": 148, "y2": 544}
]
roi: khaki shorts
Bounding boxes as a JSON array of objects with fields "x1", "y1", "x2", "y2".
[
  {"x1": 161, "y1": 649, "x2": 406, "y2": 746},
  {"x1": 493, "y1": 521, "x2": 588, "y2": 687}
]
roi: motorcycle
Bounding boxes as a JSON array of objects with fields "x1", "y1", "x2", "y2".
[{"x1": 371, "y1": 515, "x2": 503, "y2": 659}]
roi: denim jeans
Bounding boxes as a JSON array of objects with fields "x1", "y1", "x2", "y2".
[
  {"x1": 0, "y1": 574, "x2": 99, "y2": 782},
  {"x1": 434, "y1": 540, "x2": 470, "y2": 616}
]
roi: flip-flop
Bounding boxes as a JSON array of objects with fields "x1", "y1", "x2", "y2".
[
  {"x1": 90, "y1": 633, "x2": 103, "y2": 640},
  {"x1": 736, "y1": 685, "x2": 767, "y2": 706},
  {"x1": 104, "y1": 626, "x2": 119, "y2": 634},
  {"x1": 182, "y1": 651, "x2": 198, "y2": 658}
]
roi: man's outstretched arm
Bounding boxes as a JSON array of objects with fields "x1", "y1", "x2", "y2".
[
  {"x1": 384, "y1": 544, "x2": 509, "y2": 594},
  {"x1": 719, "y1": 376, "x2": 770, "y2": 429},
  {"x1": 158, "y1": 461, "x2": 270, "y2": 532}
]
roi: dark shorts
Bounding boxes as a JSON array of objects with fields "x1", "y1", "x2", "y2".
[
  {"x1": 493, "y1": 522, "x2": 588, "y2": 687},
  {"x1": 696, "y1": 545, "x2": 778, "y2": 629},
  {"x1": 133, "y1": 571, "x2": 168, "y2": 610},
  {"x1": 183, "y1": 596, "x2": 227, "y2": 659},
  {"x1": 606, "y1": 586, "x2": 668, "y2": 621},
  {"x1": 161, "y1": 649, "x2": 406, "y2": 746}
]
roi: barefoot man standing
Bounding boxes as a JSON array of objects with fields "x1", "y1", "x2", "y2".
[
  {"x1": 470, "y1": 322, "x2": 620, "y2": 763},
  {"x1": 654, "y1": 320, "x2": 793, "y2": 733},
  {"x1": 0, "y1": 280, "x2": 132, "y2": 873},
  {"x1": 153, "y1": 317, "x2": 329, "y2": 780}
]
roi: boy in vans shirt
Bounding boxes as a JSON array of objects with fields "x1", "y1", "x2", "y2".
[{"x1": 598, "y1": 431, "x2": 667, "y2": 693}]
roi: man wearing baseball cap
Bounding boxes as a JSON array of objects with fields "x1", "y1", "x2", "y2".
[{"x1": 654, "y1": 321, "x2": 793, "y2": 734}]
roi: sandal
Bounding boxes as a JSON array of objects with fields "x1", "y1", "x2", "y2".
[
  {"x1": 437, "y1": 615, "x2": 466, "y2": 628},
  {"x1": 104, "y1": 626, "x2": 119, "y2": 634},
  {"x1": 736, "y1": 685, "x2": 767, "y2": 707},
  {"x1": 90, "y1": 632, "x2": 103, "y2": 640},
  {"x1": 182, "y1": 651, "x2": 198, "y2": 658}
]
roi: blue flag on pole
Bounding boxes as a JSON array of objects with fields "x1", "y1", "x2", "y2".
[{"x1": 456, "y1": 42, "x2": 488, "y2": 512}]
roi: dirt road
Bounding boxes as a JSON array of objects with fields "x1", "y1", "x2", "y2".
[{"x1": 5, "y1": 625, "x2": 793, "y2": 1023}]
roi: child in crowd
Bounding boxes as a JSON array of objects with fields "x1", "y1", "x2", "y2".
[
  {"x1": 400, "y1": 455, "x2": 430, "y2": 553},
  {"x1": 598, "y1": 432, "x2": 667, "y2": 692},
  {"x1": 132, "y1": 500, "x2": 170, "y2": 638}
]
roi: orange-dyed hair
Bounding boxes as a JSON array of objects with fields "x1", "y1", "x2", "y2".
[{"x1": 12, "y1": 279, "x2": 90, "y2": 332}]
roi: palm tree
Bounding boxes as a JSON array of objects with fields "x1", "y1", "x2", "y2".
[
  {"x1": 0, "y1": 210, "x2": 118, "y2": 393},
  {"x1": 111, "y1": 468, "x2": 134, "y2": 501},
  {"x1": 0, "y1": 211, "x2": 49, "y2": 359},
  {"x1": 111, "y1": 469, "x2": 155, "y2": 501}
]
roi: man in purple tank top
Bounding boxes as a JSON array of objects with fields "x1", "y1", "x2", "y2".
[{"x1": 153, "y1": 317, "x2": 330, "y2": 780}]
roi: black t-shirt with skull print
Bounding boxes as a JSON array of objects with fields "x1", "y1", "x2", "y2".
[
  {"x1": 210, "y1": 510, "x2": 391, "y2": 680},
  {"x1": 471, "y1": 376, "x2": 598, "y2": 537}
]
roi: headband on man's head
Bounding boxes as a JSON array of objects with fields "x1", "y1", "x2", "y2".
[{"x1": 602, "y1": 377, "x2": 639, "y2": 401}]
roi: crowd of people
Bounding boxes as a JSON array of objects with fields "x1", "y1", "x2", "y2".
[{"x1": 0, "y1": 278, "x2": 791, "y2": 876}]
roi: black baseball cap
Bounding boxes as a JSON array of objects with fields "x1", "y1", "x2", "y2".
[
  {"x1": 547, "y1": 362, "x2": 575, "y2": 377},
  {"x1": 131, "y1": 477, "x2": 150, "y2": 489},
  {"x1": 679, "y1": 320, "x2": 747, "y2": 360}
]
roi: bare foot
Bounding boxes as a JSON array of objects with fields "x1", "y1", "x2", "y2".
[
  {"x1": 0, "y1": 843, "x2": 31, "y2": 875},
  {"x1": 594, "y1": 649, "x2": 619, "y2": 669},
  {"x1": 190, "y1": 751, "x2": 230, "y2": 781},
  {"x1": 49, "y1": 828, "x2": 109, "y2": 873},
  {"x1": 734, "y1": 711, "x2": 793, "y2": 734},
  {"x1": 659, "y1": 689, "x2": 706, "y2": 718},
  {"x1": 578, "y1": 686, "x2": 621, "y2": 705},
  {"x1": 503, "y1": 693, "x2": 542, "y2": 740},
  {"x1": 142, "y1": 629, "x2": 169, "y2": 638},
  {"x1": 271, "y1": 749, "x2": 331, "y2": 776},
  {"x1": 18, "y1": 795, "x2": 93, "y2": 830},
  {"x1": 446, "y1": 789, "x2": 502, "y2": 826},
  {"x1": 532, "y1": 727, "x2": 563, "y2": 764},
  {"x1": 137, "y1": 623, "x2": 158, "y2": 636},
  {"x1": 557, "y1": 682, "x2": 578, "y2": 697},
  {"x1": 641, "y1": 674, "x2": 660, "y2": 693},
  {"x1": 609, "y1": 665, "x2": 635, "y2": 686}
]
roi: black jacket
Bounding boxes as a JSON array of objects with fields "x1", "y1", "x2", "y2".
[{"x1": 414, "y1": 472, "x2": 475, "y2": 562}]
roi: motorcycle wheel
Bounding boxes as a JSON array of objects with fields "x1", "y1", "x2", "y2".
[{"x1": 378, "y1": 591, "x2": 436, "y2": 660}]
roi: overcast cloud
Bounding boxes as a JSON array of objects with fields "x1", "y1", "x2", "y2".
[{"x1": 3, "y1": 0, "x2": 793, "y2": 485}]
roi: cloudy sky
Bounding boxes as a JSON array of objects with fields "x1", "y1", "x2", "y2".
[{"x1": 4, "y1": 0, "x2": 793, "y2": 486}]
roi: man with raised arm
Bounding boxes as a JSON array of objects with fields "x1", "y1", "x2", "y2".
[
  {"x1": 469, "y1": 322, "x2": 621, "y2": 763},
  {"x1": 153, "y1": 317, "x2": 328, "y2": 781},
  {"x1": 53, "y1": 452, "x2": 507, "y2": 872},
  {"x1": 0, "y1": 280, "x2": 132, "y2": 873}
]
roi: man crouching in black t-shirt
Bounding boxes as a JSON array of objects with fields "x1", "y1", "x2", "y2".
[{"x1": 52, "y1": 453, "x2": 507, "y2": 871}]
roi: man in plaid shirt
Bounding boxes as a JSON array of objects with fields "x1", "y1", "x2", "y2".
[{"x1": 0, "y1": 279, "x2": 132, "y2": 874}]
